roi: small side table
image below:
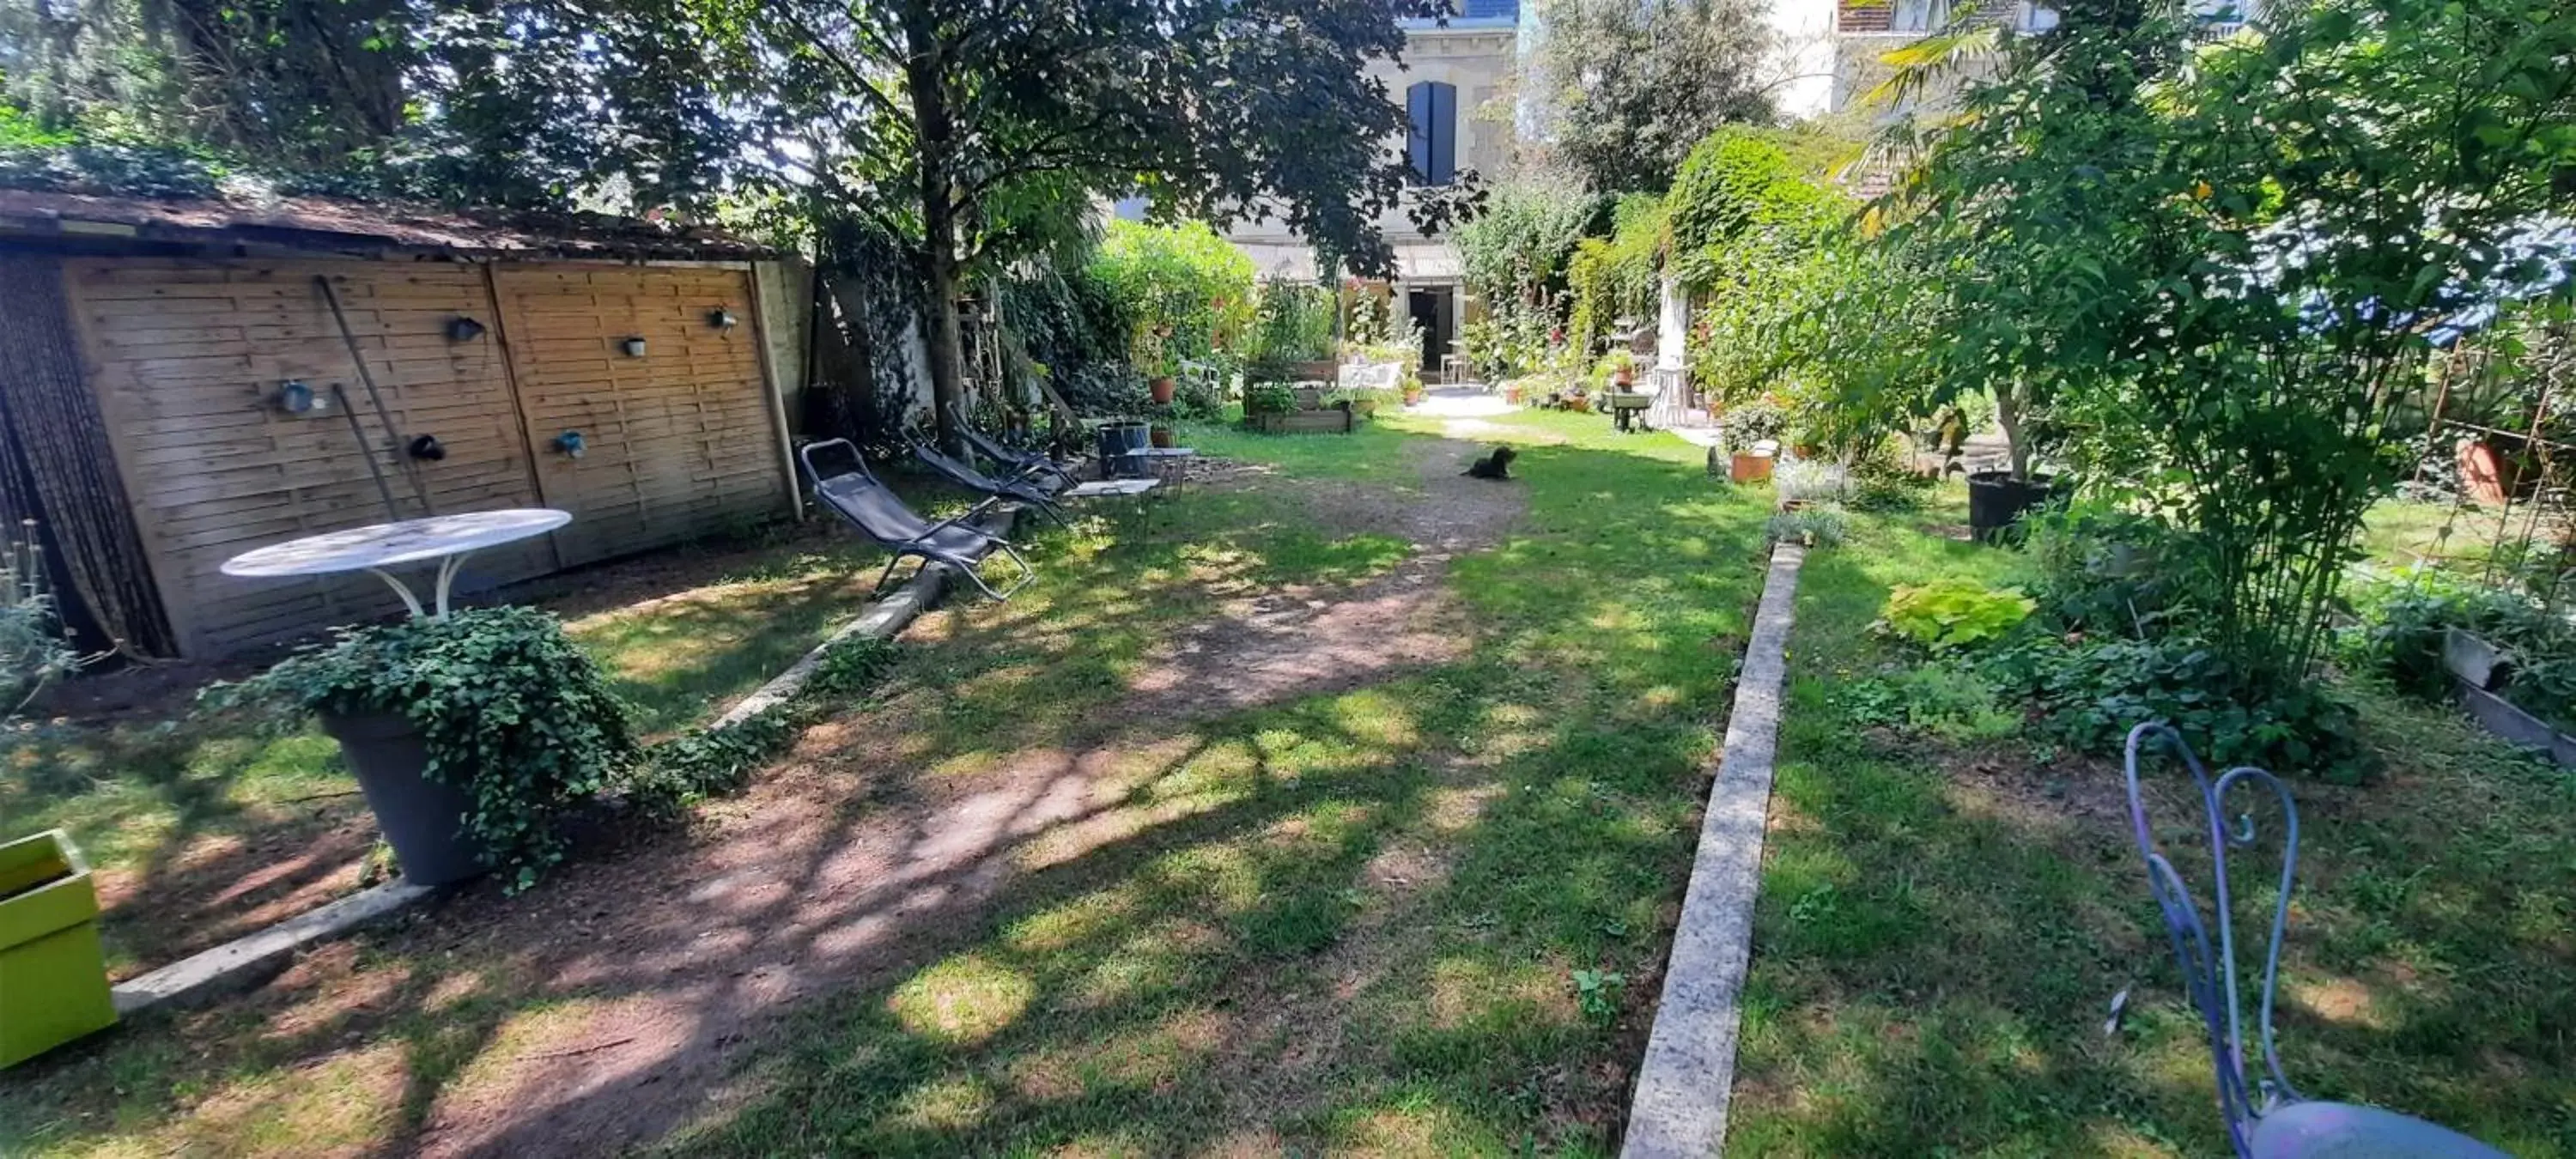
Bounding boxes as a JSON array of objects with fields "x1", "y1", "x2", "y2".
[{"x1": 1134, "y1": 446, "x2": 1198, "y2": 488}]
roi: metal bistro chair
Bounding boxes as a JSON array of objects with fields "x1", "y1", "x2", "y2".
[
  {"x1": 2120, "y1": 722, "x2": 2507, "y2": 1159},
  {"x1": 799, "y1": 439, "x2": 1034, "y2": 601}
]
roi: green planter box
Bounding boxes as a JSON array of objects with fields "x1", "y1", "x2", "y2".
[{"x1": 1, "y1": 830, "x2": 117, "y2": 1068}]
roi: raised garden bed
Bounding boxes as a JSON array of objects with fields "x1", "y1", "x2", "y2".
[
  {"x1": 2442, "y1": 626, "x2": 2576, "y2": 768},
  {"x1": 1246, "y1": 408, "x2": 1356, "y2": 434}
]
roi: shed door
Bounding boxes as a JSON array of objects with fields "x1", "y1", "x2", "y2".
[{"x1": 493, "y1": 265, "x2": 788, "y2": 567}]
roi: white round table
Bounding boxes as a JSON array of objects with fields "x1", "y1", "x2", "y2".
[{"x1": 220, "y1": 508, "x2": 573, "y2": 619}]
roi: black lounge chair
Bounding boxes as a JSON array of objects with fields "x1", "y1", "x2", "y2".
[
  {"x1": 799, "y1": 439, "x2": 1034, "y2": 601},
  {"x1": 907, "y1": 435, "x2": 1072, "y2": 528},
  {"x1": 963, "y1": 427, "x2": 1082, "y2": 490}
]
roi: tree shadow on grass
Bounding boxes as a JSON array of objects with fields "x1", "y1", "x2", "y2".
[
  {"x1": 1725, "y1": 510, "x2": 2576, "y2": 1156},
  {"x1": 0, "y1": 429, "x2": 1789, "y2": 1156}
]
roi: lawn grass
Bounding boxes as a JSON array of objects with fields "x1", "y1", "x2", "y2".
[
  {"x1": 660, "y1": 411, "x2": 1774, "y2": 1154},
  {"x1": 0, "y1": 410, "x2": 1782, "y2": 1155},
  {"x1": 1728, "y1": 490, "x2": 2576, "y2": 1156}
]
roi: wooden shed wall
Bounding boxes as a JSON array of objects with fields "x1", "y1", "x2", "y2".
[
  {"x1": 492, "y1": 264, "x2": 786, "y2": 568},
  {"x1": 63, "y1": 255, "x2": 793, "y2": 657}
]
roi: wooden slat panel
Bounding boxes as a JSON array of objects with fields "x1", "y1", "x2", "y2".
[
  {"x1": 68, "y1": 256, "x2": 549, "y2": 655},
  {"x1": 493, "y1": 263, "x2": 787, "y2": 567}
]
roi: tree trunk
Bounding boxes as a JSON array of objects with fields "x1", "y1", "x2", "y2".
[
  {"x1": 1994, "y1": 382, "x2": 2032, "y2": 480},
  {"x1": 902, "y1": 2, "x2": 969, "y2": 454}
]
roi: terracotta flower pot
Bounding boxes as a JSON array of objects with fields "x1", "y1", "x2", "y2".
[
  {"x1": 2458, "y1": 438, "x2": 2523, "y2": 506},
  {"x1": 1150, "y1": 377, "x2": 1176, "y2": 405},
  {"x1": 1730, "y1": 451, "x2": 1774, "y2": 483},
  {"x1": 1150, "y1": 425, "x2": 1175, "y2": 449},
  {"x1": 1569, "y1": 395, "x2": 1592, "y2": 414}
]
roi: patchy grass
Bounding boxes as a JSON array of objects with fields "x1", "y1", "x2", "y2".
[
  {"x1": 1, "y1": 411, "x2": 1780, "y2": 1155},
  {"x1": 0, "y1": 515, "x2": 951, "y2": 978},
  {"x1": 1728, "y1": 490, "x2": 2576, "y2": 1156}
]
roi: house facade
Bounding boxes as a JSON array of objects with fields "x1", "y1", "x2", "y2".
[{"x1": 1218, "y1": 1, "x2": 1526, "y2": 378}]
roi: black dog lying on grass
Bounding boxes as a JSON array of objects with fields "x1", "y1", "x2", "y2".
[{"x1": 1462, "y1": 445, "x2": 1517, "y2": 480}]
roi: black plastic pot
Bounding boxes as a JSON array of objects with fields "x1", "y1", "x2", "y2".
[
  {"x1": 318, "y1": 711, "x2": 485, "y2": 886},
  {"x1": 1966, "y1": 470, "x2": 2063, "y2": 543},
  {"x1": 1096, "y1": 421, "x2": 1151, "y2": 479}
]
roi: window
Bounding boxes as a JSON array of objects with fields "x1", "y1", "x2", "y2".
[
  {"x1": 1889, "y1": 0, "x2": 1949, "y2": 31},
  {"x1": 1406, "y1": 81, "x2": 1457, "y2": 186}
]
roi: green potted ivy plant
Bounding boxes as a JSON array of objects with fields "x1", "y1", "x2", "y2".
[{"x1": 204, "y1": 605, "x2": 636, "y2": 890}]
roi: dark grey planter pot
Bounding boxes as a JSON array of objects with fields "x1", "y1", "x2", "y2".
[
  {"x1": 317, "y1": 711, "x2": 486, "y2": 886},
  {"x1": 1965, "y1": 470, "x2": 2064, "y2": 543}
]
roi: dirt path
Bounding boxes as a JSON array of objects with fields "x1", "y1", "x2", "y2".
[{"x1": 380, "y1": 439, "x2": 1528, "y2": 1156}]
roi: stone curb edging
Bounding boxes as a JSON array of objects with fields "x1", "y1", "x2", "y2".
[
  {"x1": 106, "y1": 506, "x2": 1018, "y2": 1020},
  {"x1": 1622, "y1": 540, "x2": 1807, "y2": 1158}
]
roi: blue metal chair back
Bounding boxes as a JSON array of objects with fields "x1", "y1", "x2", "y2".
[{"x1": 2123, "y1": 721, "x2": 2304, "y2": 1157}]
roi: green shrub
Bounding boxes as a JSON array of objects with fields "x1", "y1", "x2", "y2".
[
  {"x1": 1722, "y1": 398, "x2": 1789, "y2": 452},
  {"x1": 1247, "y1": 278, "x2": 1338, "y2": 370},
  {"x1": 1088, "y1": 220, "x2": 1255, "y2": 377},
  {"x1": 1882, "y1": 580, "x2": 2036, "y2": 649},
  {"x1": 1843, "y1": 664, "x2": 2020, "y2": 743},
  {"x1": 1244, "y1": 383, "x2": 1297, "y2": 416},
  {"x1": 2345, "y1": 573, "x2": 2576, "y2": 734},
  {"x1": 1766, "y1": 506, "x2": 1848, "y2": 548},
  {"x1": 2024, "y1": 503, "x2": 2216, "y2": 640},
  {"x1": 1988, "y1": 634, "x2": 2370, "y2": 780},
  {"x1": 1, "y1": 532, "x2": 80, "y2": 719}
]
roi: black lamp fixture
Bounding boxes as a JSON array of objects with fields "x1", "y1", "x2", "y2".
[
  {"x1": 620, "y1": 336, "x2": 648, "y2": 357},
  {"x1": 707, "y1": 307, "x2": 738, "y2": 331},
  {"x1": 447, "y1": 316, "x2": 488, "y2": 342}
]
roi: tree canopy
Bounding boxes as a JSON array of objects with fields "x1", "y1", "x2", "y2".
[
  {"x1": 1522, "y1": 0, "x2": 1777, "y2": 194},
  {"x1": 4, "y1": 0, "x2": 1461, "y2": 446}
]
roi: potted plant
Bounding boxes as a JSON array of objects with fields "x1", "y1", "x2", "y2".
[
  {"x1": 1597, "y1": 349, "x2": 1638, "y2": 389},
  {"x1": 1724, "y1": 398, "x2": 1789, "y2": 482},
  {"x1": 1565, "y1": 385, "x2": 1592, "y2": 414},
  {"x1": 204, "y1": 606, "x2": 636, "y2": 890},
  {"x1": 1400, "y1": 368, "x2": 1425, "y2": 407}
]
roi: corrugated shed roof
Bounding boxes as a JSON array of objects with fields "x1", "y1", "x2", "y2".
[{"x1": 0, "y1": 188, "x2": 774, "y2": 260}]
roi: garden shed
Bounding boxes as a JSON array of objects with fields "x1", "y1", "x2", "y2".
[{"x1": 0, "y1": 190, "x2": 809, "y2": 658}]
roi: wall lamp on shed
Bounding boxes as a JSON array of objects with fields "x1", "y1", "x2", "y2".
[
  {"x1": 447, "y1": 316, "x2": 488, "y2": 342},
  {"x1": 620, "y1": 336, "x2": 649, "y2": 357},
  {"x1": 707, "y1": 307, "x2": 738, "y2": 331}
]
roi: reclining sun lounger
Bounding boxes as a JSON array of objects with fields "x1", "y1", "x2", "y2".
[
  {"x1": 799, "y1": 439, "x2": 1034, "y2": 601},
  {"x1": 962, "y1": 428, "x2": 1083, "y2": 491},
  {"x1": 908, "y1": 436, "x2": 1072, "y2": 528}
]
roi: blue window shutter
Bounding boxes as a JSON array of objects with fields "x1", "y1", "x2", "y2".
[
  {"x1": 1407, "y1": 81, "x2": 1456, "y2": 185},
  {"x1": 1431, "y1": 82, "x2": 1456, "y2": 185},
  {"x1": 1408, "y1": 82, "x2": 1433, "y2": 182}
]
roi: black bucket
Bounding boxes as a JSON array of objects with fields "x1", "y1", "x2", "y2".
[
  {"x1": 1096, "y1": 422, "x2": 1151, "y2": 479},
  {"x1": 1966, "y1": 470, "x2": 2063, "y2": 544}
]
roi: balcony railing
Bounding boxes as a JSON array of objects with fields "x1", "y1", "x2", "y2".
[{"x1": 1838, "y1": 0, "x2": 2059, "y2": 33}]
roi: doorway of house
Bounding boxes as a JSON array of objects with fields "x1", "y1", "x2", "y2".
[{"x1": 1406, "y1": 287, "x2": 1451, "y2": 379}]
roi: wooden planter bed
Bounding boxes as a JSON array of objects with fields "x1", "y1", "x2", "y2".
[{"x1": 1245, "y1": 408, "x2": 1356, "y2": 434}]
